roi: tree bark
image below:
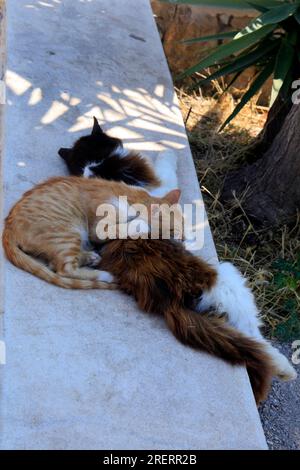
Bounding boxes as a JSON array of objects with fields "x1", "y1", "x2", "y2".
[
  {"x1": 252, "y1": 94, "x2": 292, "y2": 158},
  {"x1": 222, "y1": 104, "x2": 300, "y2": 227}
]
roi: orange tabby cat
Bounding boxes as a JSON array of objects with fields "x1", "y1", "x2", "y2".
[{"x1": 3, "y1": 176, "x2": 181, "y2": 289}]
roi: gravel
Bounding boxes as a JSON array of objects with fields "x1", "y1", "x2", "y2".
[{"x1": 259, "y1": 342, "x2": 300, "y2": 449}]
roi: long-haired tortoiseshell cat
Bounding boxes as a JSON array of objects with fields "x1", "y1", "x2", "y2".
[{"x1": 57, "y1": 118, "x2": 297, "y2": 403}]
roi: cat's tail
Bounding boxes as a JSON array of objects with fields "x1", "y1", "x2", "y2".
[
  {"x1": 164, "y1": 305, "x2": 275, "y2": 403},
  {"x1": 2, "y1": 230, "x2": 117, "y2": 290}
]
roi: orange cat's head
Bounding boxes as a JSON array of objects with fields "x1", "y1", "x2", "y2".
[
  {"x1": 107, "y1": 187, "x2": 184, "y2": 241},
  {"x1": 151, "y1": 189, "x2": 184, "y2": 241}
]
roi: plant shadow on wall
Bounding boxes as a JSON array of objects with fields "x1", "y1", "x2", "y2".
[{"x1": 6, "y1": 1, "x2": 190, "y2": 177}]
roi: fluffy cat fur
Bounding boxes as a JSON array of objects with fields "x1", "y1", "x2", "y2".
[
  {"x1": 3, "y1": 176, "x2": 181, "y2": 289},
  {"x1": 59, "y1": 117, "x2": 161, "y2": 189},
  {"x1": 99, "y1": 238, "x2": 275, "y2": 404},
  {"x1": 58, "y1": 117, "x2": 177, "y2": 198},
  {"x1": 198, "y1": 262, "x2": 297, "y2": 381},
  {"x1": 57, "y1": 118, "x2": 296, "y2": 400}
]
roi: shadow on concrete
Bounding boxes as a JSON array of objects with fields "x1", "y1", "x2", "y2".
[{"x1": 6, "y1": 0, "x2": 188, "y2": 167}]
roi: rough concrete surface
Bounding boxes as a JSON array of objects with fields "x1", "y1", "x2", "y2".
[{"x1": 0, "y1": 0, "x2": 267, "y2": 449}]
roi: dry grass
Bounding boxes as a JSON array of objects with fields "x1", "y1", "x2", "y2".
[{"x1": 176, "y1": 86, "x2": 300, "y2": 338}]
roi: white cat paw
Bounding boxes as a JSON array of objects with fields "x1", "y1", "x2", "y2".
[
  {"x1": 273, "y1": 354, "x2": 297, "y2": 381},
  {"x1": 97, "y1": 271, "x2": 114, "y2": 283},
  {"x1": 265, "y1": 343, "x2": 297, "y2": 381}
]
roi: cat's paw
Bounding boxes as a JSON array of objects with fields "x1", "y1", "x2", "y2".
[
  {"x1": 97, "y1": 270, "x2": 115, "y2": 283},
  {"x1": 265, "y1": 343, "x2": 297, "y2": 381},
  {"x1": 83, "y1": 251, "x2": 102, "y2": 267},
  {"x1": 273, "y1": 353, "x2": 297, "y2": 381}
]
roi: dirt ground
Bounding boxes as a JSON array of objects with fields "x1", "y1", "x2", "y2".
[{"x1": 259, "y1": 342, "x2": 300, "y2": 450}]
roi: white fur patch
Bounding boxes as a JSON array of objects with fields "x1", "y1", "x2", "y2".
[
  {"x1": 83, "y1": 161, "x2": 102, "y2": 178},
  {"x1": 83, "y1": 165, "x2": 93, "y2": 178},
  {"x1": 198, "y1": 262, "x2": 263, "y2": 339},
  {"x1": 263, "y1": 342, "x2": 297, "y2": 381},
  {"x1": 149, "y1": 150, "x2": 178, "y2": 197},
  {"x1": 198, "y1": 261, "x2": 297, "y2": 382}
]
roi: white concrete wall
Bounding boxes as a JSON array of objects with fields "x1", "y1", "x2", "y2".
[{"x1": 0, "y1": 0, "x2": 266, "y2": 449}]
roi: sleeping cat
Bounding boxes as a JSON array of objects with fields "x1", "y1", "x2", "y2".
[
  {"x1": 58, "y1": 118, "x2": 297, "y2": 398},
  {"x1": 3, "y1": 176, "x2": 181, "y2": 289},
  {"x1": 58, "y1": 117, "x2": 159, "y2": 187},
  {"x1": 59, "y1": 117, "x2": 177, "y2": 198},
  {"x1": 3, "y1": 168, "x2": 277, "y2": 401},
  {"x1": 99, "y1": 238, "x2": 277, "y2": 404}
]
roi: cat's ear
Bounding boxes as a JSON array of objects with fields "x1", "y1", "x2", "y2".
[
  {"x1": 92, "y1": 116, "x2": 103, "y2": 136},
  {"x1": 58, "y1": 147, "x2": 72, "y2": 161},
  {"x1": 163, "y1": 189, "x2": 181, "y2": 204}
]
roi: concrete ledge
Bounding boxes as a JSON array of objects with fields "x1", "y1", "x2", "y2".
[{"x1": 0, "y1": 0, "x2": 266, "y2": 449}]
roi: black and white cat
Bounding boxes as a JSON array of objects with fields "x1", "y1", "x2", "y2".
[
  {"x1": 58, "y1": 117, "x2": 296, "y2": 382},
  {"x1": 59, "y1": 117, "x2": 177, "y2": 197}
]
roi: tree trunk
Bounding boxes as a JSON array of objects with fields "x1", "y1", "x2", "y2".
[
  {"x1": 252, "y1": 94, "x2": 292, "y2": 158},
  {"x1": 222, "y1": 104, "x2": 300, "y2": 227}
]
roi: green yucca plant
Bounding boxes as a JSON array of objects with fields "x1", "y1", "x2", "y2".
[{"x1": 164, "y1": 0, "x2": 300, "y2": 129}]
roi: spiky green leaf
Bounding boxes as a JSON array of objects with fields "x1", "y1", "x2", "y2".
[
  {"x1": 196, "y1": 39, "x2": 278, "y2": 86},
  {"x1": 270, "y1": 34, "x2": 296, "y2": 105},
  {"x1": 259, "y1": 3, "x2": 298, "y2": 24},
  {"x1": 236, "y1": 3, "x2": 298, "y2": 39},
  {"x1": 246, "y1": 2, "x2": 270, "y2": 13},
  {"x1": 219, "y1": 59, "x2": 275, "y2": 130},
  {"x1": 177, "y1": 23, "x2": 275, "y2": 80},
  {"x1": 182, "y1": 31, "x2": 239, "y2": 44},
  {"x1": 294, "y1": 8, "x2": 300, "y2": 26},
  {"x1": 222, "y1": 70, "x2": 245, "y2": 93}
]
